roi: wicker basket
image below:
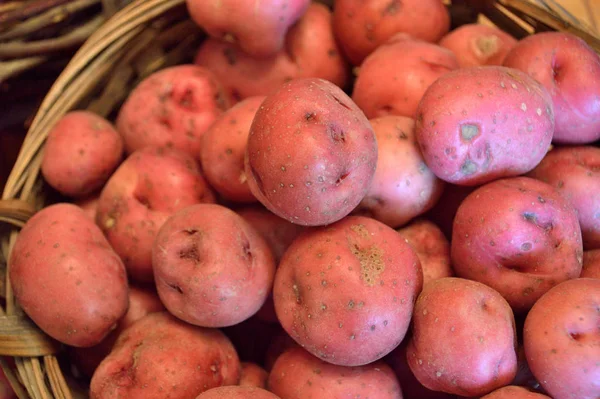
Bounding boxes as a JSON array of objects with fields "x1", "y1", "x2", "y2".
[{"x1": 0, "y1": 0, "x2": 598, "y2": 397}]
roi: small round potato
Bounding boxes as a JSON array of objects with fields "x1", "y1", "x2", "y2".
[
  {"x1": 239, "y1": 363, "x2": 268, "y2": 389},
  {"x1": 524, "y1": 278, "x2": 600, "y2": 399},
  {"x1": 582, "y1": 250, "x2": 600, "y2": 278},
  {"x1": 268, "y1": 347, "x2": 402, "y2": 399},
  {"x1": 195, "y1": 386, "x2": 280, "y2": 399},
  {"x1": 41, "y1": 111, "x2": 123, "y2": 198},
  {"x1": 415, "y1": 66, "x2": 554, "y2": 186},
  {"x1": 153, "y1": 204, "x2": 276, "y2": 328},
  {"x1": 451, "y1": 177, "x2": 583, "y2": 313},
  {"x1": 481, "y1": 386, "x2": 551, "y2": 398},
  {"x1": 273, "y1": 216, "x2": 423, "y2": 366},
  {"x1": 245, "y1": 78, "x2": 377, "y2": 226},
  {"x1": 406, "y1": 278, "x2": 518, "y2": 397}
]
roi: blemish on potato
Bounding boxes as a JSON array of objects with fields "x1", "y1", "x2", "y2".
[
  {"x1": 460, "y1": 159, "x2": 478, "y2": 175},
  {"x1": 521, "y1": 103, "x2": 527, "y2": 111},
  {"x1": 460, "y1": 124, "x2": 479, "y2": 141}
]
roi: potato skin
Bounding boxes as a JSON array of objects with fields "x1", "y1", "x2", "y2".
[
  {"x1": 354, "y1": 116, "x2": 444, "y2": 228},
  {"x1": 451, "y1": 177, "x2": 582, "y2": 313},
  {"x1": 152, "y1": 204, "x2": 275, "y2": 327},
  {"x1": 582, "y1": 250, "x2": 600, "y2": 278},
  {"x1": 97, "y1": 147, "x2": 215, "y2": 282},
  {"x1": 195, "y1": 386, "x2": 280, "y2": 399},
  {"x1": 481, "y1": 386, "x2": 551, "y2": 399},
  {"x1": 116, "y1": 65, "x2": 230, "y2": 159},
  {"x1": 407, "y1": 278, "x2": 518, "y2": 397},
  {"x1": 268, "y1": 347, "x2": 402, "y2": 399},
  {"x1": 273, "y1": 216, "x2": 423, "y2": 366},
  {"x1": 239, "y1": 363, "x2": 268, "y2": 388},
  {"x1": 523, "y1": 278, "x2": 600, "y2": 399},
  {"x1": 186, "y1": 0, "x2": 309, "y2": 57},
  {"x1": 333, "y1": 0, "x2": 450, "y2": 65},
  {"x1": 352, "y1": 37, "x2": 459, "y2": 119},
  {"x1": 245, "y1": 78, "x2": 377, "y2": 226},
  {"x1": 439, "y1": 24, "x2": 517, "y2": 67},
  {"x1": 41, "y1": 111, "x2": 123, "y2": 198},
  {"x1": 527, "y1": 146, "x2": 600, "y2": 249},
  {"x1": 503, "y1": 32, "x2": 600, "y2": 144},
  {"x1": 9, "y1": 203, "x2": 128, "y2": 347},
  {"x1": 397, "y1": 219, "x2": 453, "y2": 286},
  {"x1": 90, "y1": 312, "x2": 240, "y2": 399},
  {"x1": 200, "y1": 96, "x2": 265, "y2": 202},
  {"x1": 415, "y1": 66, "x2": 554, "y2": 186}
]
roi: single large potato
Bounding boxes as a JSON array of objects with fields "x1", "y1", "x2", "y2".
[
  {"x1": 452, "y1": 177, "x2": 583, "y2": 313},
  {"x1": 354, "y1": 116, "x2": 444, "y2": 228},
  {"x1": 90, "y1": 312, "x2": 241, "y2": 399},
  {"x1": 153, "y1": 204, "x2": 275, "y2": 327},
  {"x1": 268, "y1": 347, "x2": 402, "y2": 399},
  {"x1": 333, "y1": 0, "x2": 450, "y2": 65},
  {"x1": 407, "y1": 278, "x2": 518, "y2": 397},
  {"x1": 528, "y1": 146, "x2": 600, "y2": 249},
  {"x1": 415, "y1": 66, "x2": 554, "y2": 186},
  {"x1": 503, "y1": 32, "x2": 600, "y2": 144},
  {"x1": 9, "y1": 204, "x2": 128, "y2": 347},
  {"x1": 524, "y1": 278, "x2": 600, "y2": 399},
  {"x1": 245, "y1": 78, "x2": 377, "y2": 226},
  {"x1": 41, "y1": 111, "x2": 124, "y2": 198},
  {"x1": 273, "y1": 216, "x2": 423, "y2": 366}
]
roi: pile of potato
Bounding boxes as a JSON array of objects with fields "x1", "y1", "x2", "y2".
[{"x1": 8, "y1": 0, "x2": 600, "y2": 398}]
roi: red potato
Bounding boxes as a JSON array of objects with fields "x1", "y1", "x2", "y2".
[
  {"x1": 503, "y1": 32, "x2": 600, "y2": 144},
  {"x1": 582, "y1": 250, "x2": 600, "y2": 278},
  {"x1": 527, "y1": 146, "x2": 600, "y2": 249},
  {"x1": 274, "y1": 216, "x2": 423, "y2": 366},
  {"x1": 239, "y1": 363, "x2": 268, "y2": 388},
  {"x1": 451, "y1": 177, "x2": 583, "y2": 313},
  {"x1": 186, "y1": 0, "x2": 309, "y2": 57},
  {"x1": 153, "y1": 204, "x2": 276, "y2": 328},
  {"x1": 196, "y1": 386, "x2": 280, "y2": 399},
  {"x1": 9, "y1": 204, "x2": 128, "y2": 347},
  {"x1": 194, "y1": 3, "x2": 349, "y2": 102},
  {"x1": 90, "y1": 312, "x2": 241, "y2": 399},
  {"x1": 75, "y1": 193, "x2": 100, "y2": 220},
  {"x1": 415, "y1": 66, "x2": 554, "y2": 186},
  {"x1": 333, "y1": 0, "x2": 450, "y2": 65},
  {"x1": 245, "y1": 78, "x2": 377, "y2": 226},
  {"x1": 397, "y1": 219, "x2": 453, "y2": 286},
  {"x1": 200, "y1": 96, "x2": 265, "y2": 202},
  {"x1": 96, "y1": 147, "x2": 215, "y2": 282},
  {"x1": 524, "y1": 278, "x2": 600, "y2": 399},
  {"x1": 481, "y1": 386, "x2": 551, "y2": 399},
  {"x1": 352, "y1": 36, "x2": 459, "y2": 119},
  {"x1": 354, "y1": 116, "x2": 444, "y2": 228},
  {"x1": 439, "y1": 24, "x2": 517, "y2": 67},
  {"x1": 70, "y1": 286, "x2": 165, "y2": 377},
  {"x1": 41, "y1": 111, "x2": 123, "y2": 198},
  {"x1": 407, "y1": 278, "x2": 518, "y2": 397},
  {"x1": 116, "y1": 65, "x2": 230, "y2": 159},
  {"x1": 268, "y1": 347, "x2": 402, "y2": 399}
]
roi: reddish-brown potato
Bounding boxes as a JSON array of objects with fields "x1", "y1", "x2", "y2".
[
  {"x1": 200, "y1": 96, "x2": 265, "y2": 202},
  {"x1": 239, "y1": 363, "x2": 268, "y2": 388},
  {"x1": 528, "y1": 146, "x2": 600, "y2": 249},
  {"x1": 503, "y1": 32, "x2": 600, "y2": 144},
  {"x1": 452, "y1": 177, "x2": 583, "y2": 313},
  {"x1": 354, "y1": 116, "x2": 444, "y2": 227},
  {"x1": 153, "y1": 204, "x2": 275, "y2": 327},
  {"x1": 274, "y1": 216, "x2": 423, "y2": 366},
  {"x1": 407, "y1": 278, "x2": 518, "y2": 397},
  {"x1": 333, "y1": 0, "x2": 450, "y2": 65},
  {"x1": 397, "y1": 219, "x2": 453, "y2": 285},
  {"x1": 439, "y1": 24, "x2": 517, "y2": 67},
  {"x1": 96, "y1": 147, "x2": 215, "y2": 282},
  {"x1": 186, "y1": 0, "x2": 309, "y2": 57},
  {"x1": 416, "y1": 66, "x2": 554, "y2": 186},
  {"x1": 9, "y1": 204, "x2": 128, "y2": 347},
  {"x1": 268, "y1": 347, "x2": 402, "y2": 399},
  {"x1": 41, "y1": 111, "x2": 123, "y2": 198},
  {"x1": 352, "y1": 36, "x2": 459, "y2": 119},
  {"x1": 90, "y1": 312, "x2": 241, "y2": 399},
  {"x1": 245, "y1": 78, "x2": 377, "y2": 226},
  {"x1": 116, "y1": 65, "x2": 230, "y2": 159},
  {"x1": 582, "y1": 250, "x2": 600, "y2": 278},
  {"x1": 195, "y1": 386, "x2": 280, "y2": 399},
  {"x1": 524, "y1": 278, "x2": 600, "y2": 399},
  {"x1": 481, "y1": 386, "x2": 551, "y2": 399}
]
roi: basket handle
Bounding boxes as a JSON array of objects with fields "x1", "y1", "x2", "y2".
[{"x1": 0, "y1": 200, "x2": 36, "y2": 228}]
